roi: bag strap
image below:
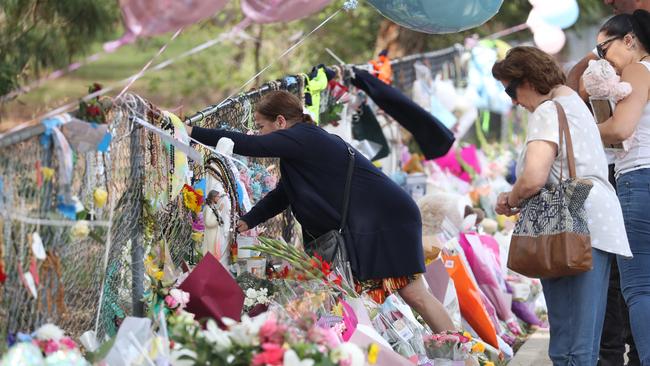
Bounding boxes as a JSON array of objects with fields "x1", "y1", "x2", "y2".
[
  {"x1": 554, "y1": 101, "x2": 577, "y2": 180},
  {"x1": 339, "y1": 142, "x2": 356, "y2": 233}
]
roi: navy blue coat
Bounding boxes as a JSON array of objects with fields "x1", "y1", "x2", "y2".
[{"x1": 191, "y1": 123, "x2": 425, "y2": 280}]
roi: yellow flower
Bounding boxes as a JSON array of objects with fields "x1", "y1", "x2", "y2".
[
  {"x1": 154, "y1": 270, "x2": 164, "y2": 281},
  {"x1": 367, "y1": 343, "x2": 379, "y2": 364},
  {"x1": 484, "y1": 362, "x2": 495, "y2": 366},
  {"x1": 182, "y1": 186, "x2": 202, "y2": 214},
  {"x1": 191, "y1": 231, "x2": 204, "y2": 242},
  {"x1": 93, "y1": 188, "x2": 108, "y2": 208},
  {"x1": 463, "y1": 331, "x2": 473, "y2": 341},
  {"x1": 42, "y1": 167, "x2": 55, "y2": 181},
  {"x1": 332, "y1": 302, "x2": 343, "y2": 317},
  {"x1": 472, "y1": 342, "x2": 485, "y2": 353}
]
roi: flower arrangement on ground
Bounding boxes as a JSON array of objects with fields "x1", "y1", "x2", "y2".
[
  {"x1": 167, "y1": 308, "x2": 367, "y2": 366},
  {"x1": 424, "y1": 331, "x2": 483, "y2": 362}
]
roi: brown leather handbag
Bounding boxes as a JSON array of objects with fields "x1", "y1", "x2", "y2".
[{"x1": 507, "y1": 101, "x2": 594, "y2": 279}]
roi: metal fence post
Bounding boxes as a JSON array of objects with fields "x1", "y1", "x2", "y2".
[{"x1": 130, "y1": 125, "x2": 146, "y2": 317}]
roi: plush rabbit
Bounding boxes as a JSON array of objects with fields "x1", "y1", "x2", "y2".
[{"x1": 583, "y1": 59, "x2": 632, "y2": 102}]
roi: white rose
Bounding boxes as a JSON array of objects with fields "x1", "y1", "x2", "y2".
[
  {"x1": 246, "y1": 288, "x2": 257, "y2": 298},
  {"x1": 204, "y1": 320, "x2": 232, "y2": 351},
  {"x1": 284, "y1": 349, "x2": 315, "y2": 366},
  {"x1": 70, "y1": 221, "x2": 90, "y2": 239},
  {"x1": 331, "y1": 343, "x2": 364, "y2": 366}
]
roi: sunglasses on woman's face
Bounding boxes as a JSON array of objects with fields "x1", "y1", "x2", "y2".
[
  {"x1": 505, "y1": 79, "x2": 522, "y2": 100},
  {"x1": 597, "y1": 36, "x2": 621, "y2": 59}
]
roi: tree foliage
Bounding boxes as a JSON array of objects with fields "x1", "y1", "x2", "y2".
[{"x1": 0, "y1": 0, "x2": 120, "y2": 96}]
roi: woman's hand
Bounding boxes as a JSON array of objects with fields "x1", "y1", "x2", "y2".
[
  {"x1": 236, "y1": 219, "x2": 249, "y2": 233},
  {"x1": 496, "y1": 192, "x2": 519, "y2": 217},
  {"x1": 185, "y1": 124, "x2": 193, "y2": 136}
]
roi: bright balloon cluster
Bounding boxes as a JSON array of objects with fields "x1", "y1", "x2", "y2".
[
  {"x1": 366, "y1": 0, "x2": 504, "y2": 34},
  {"x1": 527, "y1": 0, "x2": 580, "y2": 54}
]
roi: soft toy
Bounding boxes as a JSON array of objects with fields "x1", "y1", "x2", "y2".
[
  {"x1": 583, "y1": 59, "x2": 633, "y2": 153},
  {"x1": 480, "y1": 218, "x2": 498, "y2": 235},
  {"x1": 583, "y1": 59, "x2": 632, "y2": 102},
  {"x1": 417, "y1": 191, "x2": 465, "y2": 263},
  {"x1": 403, "y1": 153, "x2": 424, "y2": 174}
]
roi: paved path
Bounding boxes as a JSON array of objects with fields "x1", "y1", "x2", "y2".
[{"x1": 509, "y1": 329, "x2": 552, "y2": 366}]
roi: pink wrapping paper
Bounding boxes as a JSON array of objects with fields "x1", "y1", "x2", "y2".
[
  {"x1": 424, "y1": 258, "x2": 450, "y2": 302},
  {"x1": 459, "y1": 233, "x2": 514, "y2": 323},
  {"x1": 433, "y1": 145, "x2": 482, "y2": 183},
  {"x1": 349, "y1": 327, "x2": 416, "y2": 366}
]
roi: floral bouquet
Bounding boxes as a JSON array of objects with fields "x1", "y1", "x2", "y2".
[
  {"x1": 424, "y1": 331, "x2": 474, "y2": 361},
  {"x1": 143, "y1": 241, "x2": 191, "y2": 318},
  {"x1": 236, "y1": 271, "x2": 278, "y2": 316},
  {"x1": 76, "y1": 83, "x2": 112, "y2": 124},
  {"x1": 245, "y1": 237, "x2": 357, "y2": 298},
  {"x1": 2, "y1": 324, "x2": 89, "y2": 365},
  {"x1": 181, "y1": 184, "x2": 205, "y2": 245},
  {"x1": 167, "y1": 308, "x2": 369, "y2": 366}
]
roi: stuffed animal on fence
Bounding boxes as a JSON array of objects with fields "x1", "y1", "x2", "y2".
[{"x1": 583, "y1": 59, "x2": 632, "y2": 102}]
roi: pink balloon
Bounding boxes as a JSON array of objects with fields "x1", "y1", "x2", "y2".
[
  {"x1": 241, "y1": 0, "x2": 333, "y2": 24},
  {"x1": 119, "y1": 0, "x2": 229, "y2": 37},
  {"x1": 533, "y1": 23, "x2": 566, "y2": 54}
]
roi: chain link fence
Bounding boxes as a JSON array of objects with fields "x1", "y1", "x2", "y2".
[{"x1": 0, "y1": 46, "x2": 462, "y2": 345}]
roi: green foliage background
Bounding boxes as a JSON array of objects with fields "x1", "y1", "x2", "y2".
[{"x1": 0, "y1": 0, "x2": 608, "y2": 124}]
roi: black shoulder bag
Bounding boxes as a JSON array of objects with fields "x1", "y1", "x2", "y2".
[{"x1": 304, "y1": 143, "x2": 355, "y2": 269}]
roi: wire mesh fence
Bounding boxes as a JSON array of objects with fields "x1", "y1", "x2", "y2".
[{"x1": 0, "y1": 46, "x2": 463, "y2": 345}]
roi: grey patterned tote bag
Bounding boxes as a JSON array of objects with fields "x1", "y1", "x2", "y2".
[{"x1": 507, "y1": 101, "x2": 593, "y2": 279}]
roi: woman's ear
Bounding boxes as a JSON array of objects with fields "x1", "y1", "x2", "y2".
[
  {"x1": 625, "y1": 33, "x2": 636, "y2": 48},
  {"x1": 276, "y1": 115, "x2": 287, "y2": 128}
]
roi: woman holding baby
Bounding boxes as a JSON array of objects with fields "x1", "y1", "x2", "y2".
[{"x1": 594, "y1": 10, "x2": 650, "y2": 364}]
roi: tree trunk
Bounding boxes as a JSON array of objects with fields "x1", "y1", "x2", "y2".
[{"x1": 374, "y1": 20, "x2": 429, "y2": 58}]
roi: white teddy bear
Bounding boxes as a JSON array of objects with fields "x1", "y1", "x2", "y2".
[
  {"x1": 583, "y1": 59, "x2": 632, "y2": 102},
  {"x1": 583, "y1": 59, "x2": 634, "y2": 153}
]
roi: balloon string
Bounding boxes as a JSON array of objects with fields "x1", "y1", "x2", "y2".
[{"x1": 486, "y1": 23, "x2": 529, "y2": 40}]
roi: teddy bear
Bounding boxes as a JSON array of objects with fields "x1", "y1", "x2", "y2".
[
  {"x1": 416, "y1": 191, "x2": 467, "y2": 263},
  {"x1": 583, "y1": 59, "x2": 634, "y2": 152},
  {"x1": 583, "y1": 59, "x2": 632, "y2": 102}
]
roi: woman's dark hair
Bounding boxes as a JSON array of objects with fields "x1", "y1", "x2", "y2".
[
  {"x1": 255, "y1": 90, "x2": 314, "y2": 124},
  {"x1": 601, "y1": 10, "x2": 650, "y2": 53},
  {"x1": 491, "y1": 46, "x2": 566, "y2": 95}
]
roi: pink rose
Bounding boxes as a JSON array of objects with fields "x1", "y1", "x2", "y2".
[
  {"x1": 164, "y1": 295, "x2": 178, "y2": 309},
  {"x1": 251, "y1": 343, "x2": 285, "y2": 366},
  {"x1": 43, "y1": 340, "x2": 59, "y2": 354},
  {"x1": 169, "y1": 289, "x2": 190, "y2": 310},
  {"x1": 259, "y1": 315, "x2": 286, "y2": 344},
  {"x1": 60, "y1": 337, "x2": 77, "y2": 350}
]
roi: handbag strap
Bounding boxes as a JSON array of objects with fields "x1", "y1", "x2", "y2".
[
  {"x1": 554, "y1": 101, "x2": 577, "y2": 180},
  {"x1": 339, "y1": 141, "x2": 356, "y2": 233}
]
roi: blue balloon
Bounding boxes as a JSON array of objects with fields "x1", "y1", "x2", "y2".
[
  {"x1": 367, "y1": 0, "x2": 504, "y2": 34},
  {"x1": 538, "y1": 0, "x2": 580, "y2": 29}
]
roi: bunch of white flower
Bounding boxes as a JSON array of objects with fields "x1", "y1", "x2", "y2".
[{"x1": 244, "y1": 287, "x2": 270, "y2": 309}]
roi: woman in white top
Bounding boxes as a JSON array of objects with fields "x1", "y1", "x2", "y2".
[
  {"x1": 596, "y1": 10, "x2": 650, "y2": 365},
  {"x1": 492, "y1": 46, "x2": 631, "y2": 366}
]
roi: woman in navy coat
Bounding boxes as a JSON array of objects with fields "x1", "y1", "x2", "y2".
[{"x1": 186, "y1": 91, "x2": 454, "y2": 332}]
